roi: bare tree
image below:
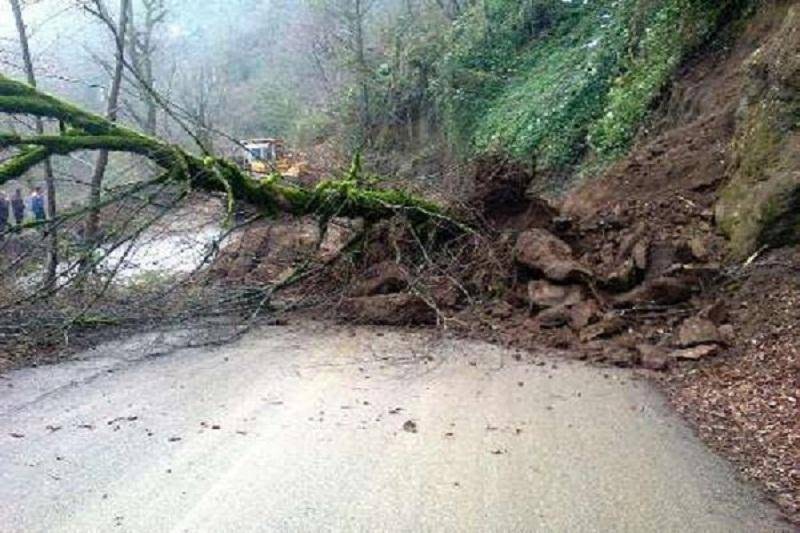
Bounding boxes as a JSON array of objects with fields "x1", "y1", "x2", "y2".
[
  {"x1": 8, "y1": 0, "x2": 59, "y2": 288},
  {"x1": 319, "y1": 0, "x2": 378, "y2": 144},
  {"x1": 82, "y1": 0, "x2": 131, "y2": 272},
  {"x1": 177, "y1": 65, "x2": 226, "y2": 154},
  {"x1": 125, "y1": 0, "x2": 167, "y2": 135}
]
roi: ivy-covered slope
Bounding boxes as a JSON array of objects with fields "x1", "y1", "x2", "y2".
[{"x1": 438, "y1": 0, "x2": 749, "y2": 176}]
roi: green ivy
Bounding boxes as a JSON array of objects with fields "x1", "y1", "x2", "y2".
[
  {"x1": 588, "y1": 0, "x2": 733, "y2": 156},
  {"x1": 435, "y1": 0, "x2": 748, "y2": 175}
]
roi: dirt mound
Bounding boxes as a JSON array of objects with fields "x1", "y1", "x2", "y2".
[
  {"x1": 562, "y1": 1, "x2": 780, "y2": 220},
  {"x1": 212, "y1": 216, "x2": 361, "y2": 285},
  {"x1": 468, "y1": 156, "x2": 557, "y2": 231},
  {"x1": 339, "y1": 293, "x2": 437, "y2": 325},
  {"x1": 448, "y1": 5, "x2": 799, "y2": 520},
  {"x1": 550, "y1": 5, "x2": 800, "y2": 522}
]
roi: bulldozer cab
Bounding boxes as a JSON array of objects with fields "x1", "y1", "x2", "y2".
[
  {"x1": 240, "y1": 138, "x2": 287, "y2": 174},
  {"x1": 236, "y1": 137, "x2": 308, "y2": 179}
]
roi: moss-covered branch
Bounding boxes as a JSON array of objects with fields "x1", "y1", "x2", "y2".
[{"x1": 0, "y1": 74, "x2": 456, "y2": 229}]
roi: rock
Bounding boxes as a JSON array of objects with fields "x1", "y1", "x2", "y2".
[
  {"x1": 676, "y1": 317, "x2": 721, "y2": 347},
  {"x1": 350, "y1": 261, "x2": 408, "y2": 297},
  {"x1": 688, "y1": 237, "x2": 709, "y2": 262},
  {"x1": 514, "y1": 229, "x2": 593, "y2": 282},
  {"x1": 672, "y1": 344, "x2": 720, "y2": 360},
  {"x1": 340, "y1": 294, "x2": 436, "y2": 325},
  {"x1": 719, "y1": 324, "x2": 736, "y2": 344},
  {"x1": 615, "y1": 276, "x2": 694, "y2": 307},
  {"x1": 431, "y1": 280, "x2": 462, "y2": 308},
  {"x1": 698, "y1": 300, "x2": 730, "y2": 325},
  {"x1": 489, "y1": 301, "x2": 514, "y2": 320},
  {"x1": 664, "y1": 263, "x2": 721, "y2": 281},
  {"x1": 527, "y1": 281, "x2": 582, "y2": 309},
  {"x1": 579, "y1": 315, "x2": 626, "y2": 343},
  {"x1": 637, "y1": 344, "x2": 671, "y2": 371},
  {"x1": 602, "y1": 257, "x2": 640, "y2": 292},
  {"x1": 536, "y1": 306, "x2": 571, "y2": 329},
  {"x1": 616, "y1": 224, "x2": 645, "y2": 260},
  {"x1": 402, "y1": 420, "x2": 418, "y2": 433},
  {"x1": 602, "y1": 234, "x2": 648, "y2": 292},
  {"x1": 568, "y1": 299, "x2": 601, "y2": 331},
  {"x1": 603, "y1": 345, "x2": 638, "y2": 368},
  {"x1": 647, "y1": 243, "x2": 680, "y2": 279},
  {"x1": 319, "y1": 218, "x2": 364, "y2": 262},
  {"x1": 632, "y1": 240, "x2": 649, "y2": 270},
  {"x1": 553, "y1": 216, "x2": 573, "y2": 232}
]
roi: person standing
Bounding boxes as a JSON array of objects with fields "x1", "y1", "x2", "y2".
[
  {"x1": 11, "y1": 189, "x2": 25, "y2": 227},
  {"x1": 0, "y1": 192, "x2": 9, "y2": 232},
  {"x1": 30, "y1": 187, "x2": 46, "y2": 222}
]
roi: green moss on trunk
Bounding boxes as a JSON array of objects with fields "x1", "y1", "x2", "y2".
[{"x1": 0, "y1": 74, "x2": 455, "y2": 232}]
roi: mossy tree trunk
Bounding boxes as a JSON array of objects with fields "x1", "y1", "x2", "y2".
[{"x1": 0, "y1": 74, "x2": 455, "y2": 235}]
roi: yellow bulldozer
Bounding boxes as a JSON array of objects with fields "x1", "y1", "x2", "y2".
[{"x1": 236, "y1": 138, "x2": 307, "y2": 178}]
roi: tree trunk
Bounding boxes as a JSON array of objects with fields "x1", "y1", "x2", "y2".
[
  {"x1": 0, "y1": 74, "x2": 461, "y2": 235},
  {"x1": 354, "y1": 0, "x2": 371, "y2": 144},
  {"x1": 84, "y1": 0, "x2": 131, "y2": 271},
  {"x1": 9, "y1": 0, "x2": 58, "y2": 289},
  {"x1": 128, "y1": 0, "x2": 161, "y2": 135}
]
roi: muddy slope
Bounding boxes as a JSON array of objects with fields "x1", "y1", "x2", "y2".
[
  {"x1": 561, "y1": 2, "x2": 800, "y2": 522},
  {"x1": 337, "y1": 3, "x2": 800, "y2": 521}
]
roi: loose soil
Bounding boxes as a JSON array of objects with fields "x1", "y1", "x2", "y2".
[{"x1": 218, "y1": 4, "x2": 800, "y2": 522}]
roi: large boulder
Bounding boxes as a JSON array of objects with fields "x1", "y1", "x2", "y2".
[
  {"x1": 339, "y1": 294, "x2": 436, "y2": 325},
  {"x1": 515, "y1": 229, "x2": 593, "y2": 282}
]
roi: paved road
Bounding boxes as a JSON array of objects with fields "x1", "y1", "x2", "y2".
[{"x1": 0, "y1": 323, "x2": 790, "y2": 532}]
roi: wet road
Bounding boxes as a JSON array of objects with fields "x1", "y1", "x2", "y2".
[{"x1": 0, "y1": 323, "x2": 789, "y2": 532}]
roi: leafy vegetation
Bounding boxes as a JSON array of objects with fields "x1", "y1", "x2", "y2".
[
  {"x1": 435, "y1": 0, "x2": 747, "y2": 172},
  {"x1": 303, "y1": 0, "x2": 751, "y2": 183}
]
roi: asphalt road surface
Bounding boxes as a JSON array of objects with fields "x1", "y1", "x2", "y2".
[{"x1": 0, "y1": 323, "x2": 790, "y2": 532}]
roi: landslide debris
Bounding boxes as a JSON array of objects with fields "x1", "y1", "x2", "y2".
[{"x1": 209, "y1": 3, "x2": 800, "y2": 522}]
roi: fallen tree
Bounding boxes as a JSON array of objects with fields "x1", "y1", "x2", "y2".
[
  {"x1": 0, "y1": 73, "x2": 472, "y2": 358},
  {"x1": 0, "y1": 74, "x2": 456, "y2": 229}
]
